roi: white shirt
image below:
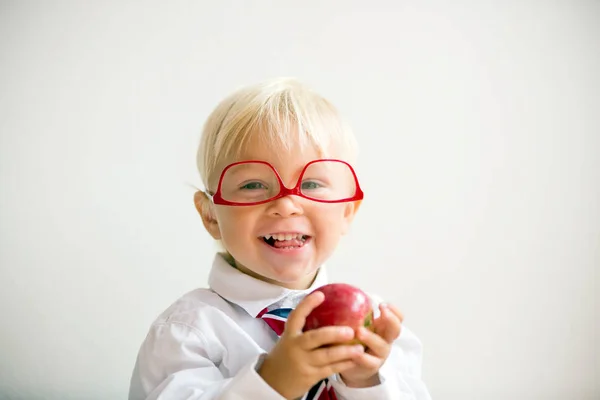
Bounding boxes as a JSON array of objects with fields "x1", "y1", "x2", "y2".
[{"x1": 129, "y1": 254, "x2": 432, "y2": 400}]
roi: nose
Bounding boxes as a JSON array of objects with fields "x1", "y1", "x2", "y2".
[{"x1": 267, "y1": 195, "x2": 304, "y2": 217}]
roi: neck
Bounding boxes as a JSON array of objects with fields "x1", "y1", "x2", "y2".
[{"x1": 227, "y1": 255, "x2": 318, "y2": 290}]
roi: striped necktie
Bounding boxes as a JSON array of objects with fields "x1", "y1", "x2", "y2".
[{"x1": 258, "y1": 307, "x2": 339, "y2": 400}]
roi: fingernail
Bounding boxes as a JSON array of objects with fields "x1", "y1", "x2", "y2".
[{"x1": 341, "y1": 327, "x2": 353, "y2": 335}]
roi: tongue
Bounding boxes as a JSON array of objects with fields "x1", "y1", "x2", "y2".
[{"x1": 273, "y1": 239, "x2": 304, "y2": 248}]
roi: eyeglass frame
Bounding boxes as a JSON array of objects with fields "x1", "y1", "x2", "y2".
[{"x1": 206, "y1": 158, "x2": 364, "y2": 206}]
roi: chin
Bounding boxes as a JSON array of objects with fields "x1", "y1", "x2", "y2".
[
  {"x1": 265, "y1": 264, "x2": 318, "y2": 286},
  {"x1": 233, "y1": 252, "x2": 319, "y2": 287}
]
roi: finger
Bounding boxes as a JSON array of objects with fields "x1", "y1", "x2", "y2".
[
  {"x1": 372, "y1": 309, "x2": 387, "y2": 335},
  {"x1": 310, "y1": 344, "x2": 365, "y2": 367},
  {"x1": 285, "y1": 291, "x2": 325, "y2": 334},
  {"x1": 377, "y1": 306, "x2": 402, "y2": 343},
  {"x1": 300, "y1": 326, "x2": 355, "y2": 350},
  {"x1": 322, "y1": 360, "x2": 357, "y2": 378},
  {"x1": 352, "y1": 351, "x2": 382, "y2": 370},
  {"x1": 311, "y1": 344, "x2": 364, "y2": 366},
  {"x1": 357, "y1": 327, "x2": 390, "y2": 357},
  {"x1": 384, "y1": 303, "x2": 404, "y2": 323}
]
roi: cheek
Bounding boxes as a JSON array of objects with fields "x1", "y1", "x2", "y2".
[
  {"x1": 214, "y1": 208, "x2": 256, "y2": 241},
  {"x1": 313, "y1": 205, "x2": 351, "y2": 235}
]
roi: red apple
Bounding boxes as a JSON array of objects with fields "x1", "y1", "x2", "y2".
[{"x1": 302, "y1": 283, "x2": 374, "y2": 344}]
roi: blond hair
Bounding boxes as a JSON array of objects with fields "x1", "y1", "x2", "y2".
[{"x1": 196, "y1": 78, "x2": 358, "y2": 191}]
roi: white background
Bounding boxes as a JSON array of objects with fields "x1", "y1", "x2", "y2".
[{"x1": 1, "y1": 1, "x2": 598, "y2": 399}]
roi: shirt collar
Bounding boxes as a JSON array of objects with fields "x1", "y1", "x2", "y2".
[{"x1": 208, "y1": 253, "x2": 329, "y2": 317}]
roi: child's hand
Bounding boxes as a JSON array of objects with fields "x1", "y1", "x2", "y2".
[
  {"x1": 258, "y1": 291, "x2": 365, "y2": 400},
  {"x1": 339, "y1": 303, "x2": 404, "y2": 388}
]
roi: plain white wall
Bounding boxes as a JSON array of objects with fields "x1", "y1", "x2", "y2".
[{"x1": 1, "y1": 1, "x2": 598, "y2": 399}]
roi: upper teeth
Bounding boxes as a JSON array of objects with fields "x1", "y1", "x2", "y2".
[{"x1": 264, "y1": 233, "x2": 306, "y2": 241}]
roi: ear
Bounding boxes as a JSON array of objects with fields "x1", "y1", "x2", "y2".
[
  {"x1": 194, "y1": 191, "x2": 221, "y2": 240},
  {"x1": 341, "y1": 200, "x2": 361, "y2": 235}
]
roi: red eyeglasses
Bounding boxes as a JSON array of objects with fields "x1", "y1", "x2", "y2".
[{"x1": 207, "y1": 159, "x2": 364, "y2": 206}]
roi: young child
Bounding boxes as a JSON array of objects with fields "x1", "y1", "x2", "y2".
[{"x1": 128, "y1": 78, "x2": 432, "y2": 400}]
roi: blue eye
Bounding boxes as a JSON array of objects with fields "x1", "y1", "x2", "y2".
[
  {"x1": 240, "y1": 182, "x2": 267, "y2": 190},
  {"x1": 301, "y1": 181, "x2": 322, "y2": 190}
]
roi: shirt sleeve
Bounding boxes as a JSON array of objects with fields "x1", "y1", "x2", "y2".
[{"x1": 128, "y1": 322, "x2": 286, "y2": 400}]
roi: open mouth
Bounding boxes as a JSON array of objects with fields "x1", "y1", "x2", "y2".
[{"x1": 260, "y1": 233, "x2": 310, "y2": 249}]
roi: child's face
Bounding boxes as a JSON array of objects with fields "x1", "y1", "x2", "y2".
[{"x1": 202, "y1": 137, "x2": 360, "y2": 290}]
